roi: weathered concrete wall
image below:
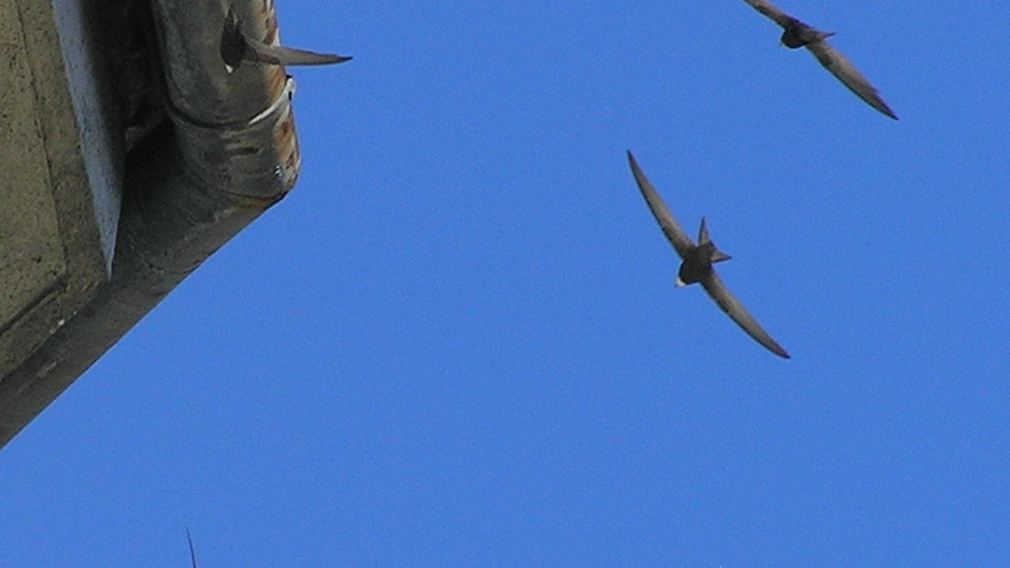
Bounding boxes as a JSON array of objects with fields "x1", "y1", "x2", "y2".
[{"x1": 0, "y1": 0, "x2": 121, "y2": 388}]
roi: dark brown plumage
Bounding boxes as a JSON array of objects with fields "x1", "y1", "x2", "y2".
[
  {"x1": 627, "y1": 151, "x2": 790, "y2": 359},
  {"x1": 220, "y1": 5, "x2": 352, "y2": 72},
  {"x1": 743, "y1": 0, "x2": 897, "y2": 120}
]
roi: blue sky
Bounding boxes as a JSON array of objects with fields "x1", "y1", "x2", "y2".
[{"x1": 4, "y1": 1, "x2": 1010, "y2": 565}]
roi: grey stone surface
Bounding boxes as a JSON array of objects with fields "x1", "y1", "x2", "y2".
[
  {"x1": 0, "y1": 0, "x2": 117, "y2": 387},
  {"x1": 52, "y1": 0, "x2": 126, "y2": 273}
]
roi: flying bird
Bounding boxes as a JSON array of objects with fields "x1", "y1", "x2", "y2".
[
  {"x1": 220, "y1": 4, "x2": 352, "y2": 72},
  {"x1": 742, "y1": 0, "x2": 897, "y2": 120},
  {"x1": 627, "y1": 151, "x2": 790, "y2": 359}
]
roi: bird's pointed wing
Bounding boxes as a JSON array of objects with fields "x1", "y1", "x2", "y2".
[
  {"x1": 245, "y1": 40, "x2": 352, "y2": 66},
  {"x1": 700, "y1": 271, "x2": 790, "y2": 358},
  {"x1": 742, "y1": 0, "x2": 794, "y2": 28},
  {"x1": 221, "y1": 4, "x2": 351, "y2": 68},
  {"x1": 186, "y1": 528, "x2": 198, "y2": 568},
  {"x1": 807, "y1": 41, "x2": 897, "y2": 119},
  {"x1": 627, "y1": 151, "x2": 695, "y2": 258}
]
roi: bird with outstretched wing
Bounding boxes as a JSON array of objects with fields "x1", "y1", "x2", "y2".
[
  {"x1": 742, "y1": 0, "x2": 897, "y2": 120},
  {"x1": 628, "y1": 151, "x2": 790, "y2": 359}
]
